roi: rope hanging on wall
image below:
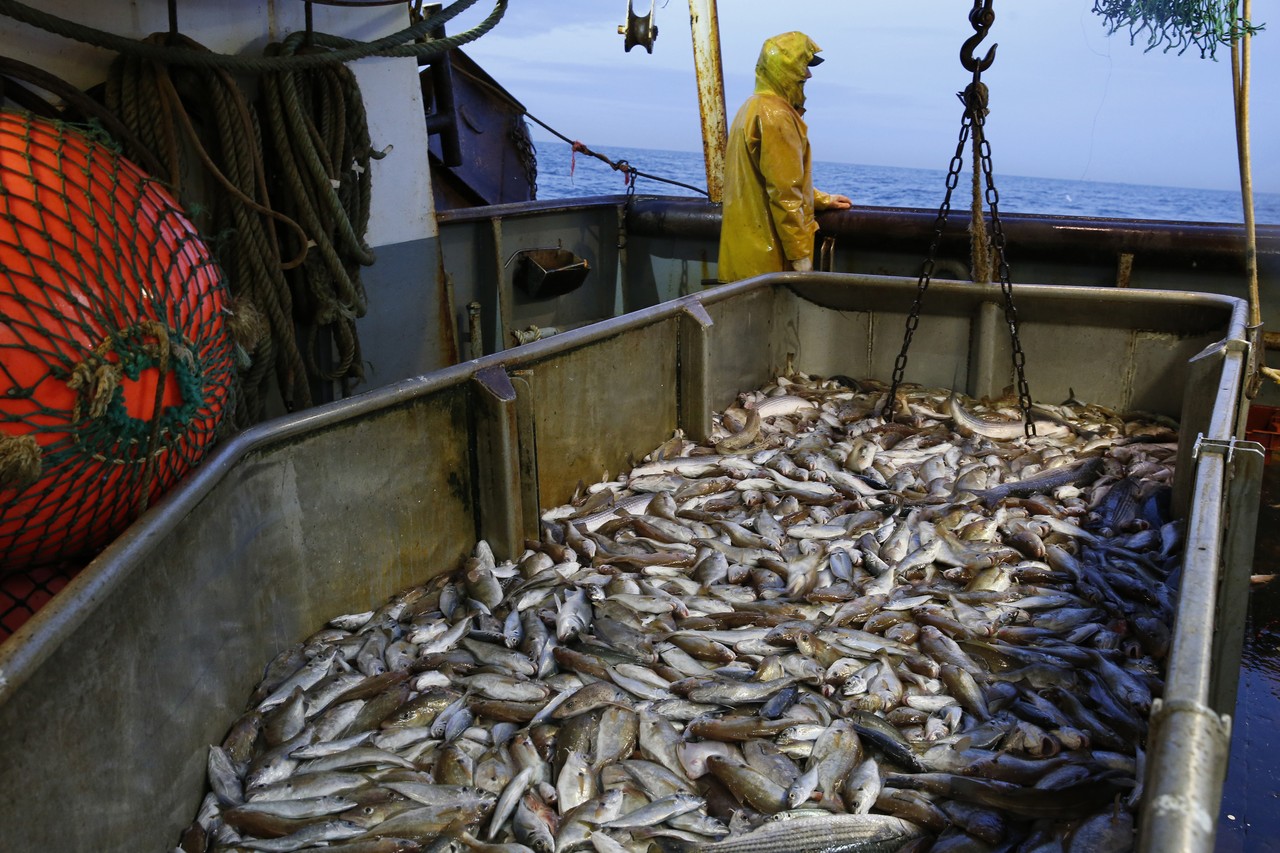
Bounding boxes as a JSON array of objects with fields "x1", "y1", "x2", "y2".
[
  {"x1": 261, "y1": 30, "x2": 380, "y2": 395},
  {"x1": 0, "y1": 0, "x2": 510, "y2": 422},
  {"x1": 105, "y1": 33, "x2": 312, "y2": 423},
  {"x1": 0, "y1": 0, "x2": 509, "y2": 70}
]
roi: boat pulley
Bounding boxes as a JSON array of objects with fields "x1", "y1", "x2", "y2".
[
  {"x1": 619, "y1": 0, "x2": 659, "y2": 54},
  {"x1": 885, "y1": 0, "x2": 1035, "y2": 436}
]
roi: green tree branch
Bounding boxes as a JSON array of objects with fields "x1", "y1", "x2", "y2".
[{"x1": 1091, "y1": 0, "x2": 1263, "y2": 58}]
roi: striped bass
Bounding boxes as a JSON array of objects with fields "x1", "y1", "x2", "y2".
[
  {"x1": 971, "y1": 457, "x2": 1105, "y2": 508},
  {"x1": 697, "y1": 813, "x2": 924, "y2": 853},
  {"x1": 752, "y1": 395, "x2": 818, "y2": 419}
]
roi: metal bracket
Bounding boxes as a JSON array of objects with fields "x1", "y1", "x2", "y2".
[
  {"x1": 1191, "y1": 433, "x2": 1265, "y2": 466},
  {"x1": 1224, "y1": 336, "x2": 1251, "y2": 356},
  {"x1": 818, "y1": 234, "x2": 837, "y2": 273},
  {"x1": 1150, "y1": 697, "x2": 1232, "y2": 740}
]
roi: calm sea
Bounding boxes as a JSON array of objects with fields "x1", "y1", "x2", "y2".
[{"x1": 533, "y1": 141, "x2": 1280, "y2": 225}]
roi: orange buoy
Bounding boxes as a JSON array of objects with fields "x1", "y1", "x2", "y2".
[{"x1": 0, "y1": 111, "x2": 235, "y2": 572}]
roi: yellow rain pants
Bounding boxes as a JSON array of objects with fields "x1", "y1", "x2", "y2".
[{"x1": 718, "y1": 31, "x2": 838, "y2": 283}]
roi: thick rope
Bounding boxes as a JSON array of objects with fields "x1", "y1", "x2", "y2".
[
  {"x1": 260, "y1": 31, "x2": 378, "y2": 393},
  {"x1": 0, "y1": 0, "x2": 507, "y2": 70},
  {"x1": 0, "y1": 433, "x2": 41, "y2": 489},
  {"x1": 967, "y1": 82, "x2": 992, "y2": 284},
  {"x1": 66, "y1": 348, "x2": 123, "y2": 420},
  {"x1": 105, "y1": 35, "x2": 312, "y2": 423},
  {"x1": 0, "y1": 0, "x2": 507, "y2": 411},
  {"x1": 0, "y1": 55, "x2": 167, "y2": 179}
]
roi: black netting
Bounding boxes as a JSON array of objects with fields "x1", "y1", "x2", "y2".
[
  {"x1": 0, "y1": 560, "x2": 78, "y2": 640},
  {"x1": 0, "y1": 110, "x2": 236, "y2": 573}
]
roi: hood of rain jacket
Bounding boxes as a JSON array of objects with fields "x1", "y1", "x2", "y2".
[{"x1": 755, "y1": 31, "x2": 822, "y2": 112}]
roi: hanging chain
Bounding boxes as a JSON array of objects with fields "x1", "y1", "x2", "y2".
[
  {"x1": 511, "y1": 119, "x2": 538, "y2": 200},
  {"x1": 971, "y1": 87, "x2": 1035, "y2": 435},
  {"x1": 621, "y1": 160, "x2": 638, "y2": 199},
  {"x1": 884, "y1": 0, "x2": 1035, "y2": 436},
  {"x1": 884, "y1": 107, "x2": 973, "y2": 422}
]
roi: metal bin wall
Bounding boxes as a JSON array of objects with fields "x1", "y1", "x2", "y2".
[{"x1": 0, "y1": 273, "x2": 1256, "y2": 852}]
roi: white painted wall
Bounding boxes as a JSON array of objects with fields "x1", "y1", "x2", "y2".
[{"x1": 0, "y1": 0, "x2": 436, "y2": 244}]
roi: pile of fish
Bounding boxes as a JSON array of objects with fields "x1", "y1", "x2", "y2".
[{"x1": 180, "y1": 374, "x2": 1182, "y2": 853}]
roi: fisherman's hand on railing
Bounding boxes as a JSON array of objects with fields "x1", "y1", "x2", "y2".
[{"x1": 792, "y1": 257, "x2": 813, "y2": 272}]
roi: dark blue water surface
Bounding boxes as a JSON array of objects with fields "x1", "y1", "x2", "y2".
[{"x1": 533, "y1": 140, "x2": 1280, "y2": 225}]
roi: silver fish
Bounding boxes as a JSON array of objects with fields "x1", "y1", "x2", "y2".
[
  {"x1": 196, "y1": 373, "x2": 1179, "y2": 851},
  {"x1": 699, "y1": 813, "x2": 924, "y2": 853},
  {"x1": 555, "y1": 586, "x2": 593, "y2": 641}
]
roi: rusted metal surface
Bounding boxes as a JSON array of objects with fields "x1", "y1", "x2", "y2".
[
  {"x1": 688, "y1": 0, "x2": 727, "y2": 203},
  {"x1": 1117, "y1": 251, "x2": 1135, "y2": 287},
  {"x1": 423, "y1": 51, "x2": 535, "y2": 209}
]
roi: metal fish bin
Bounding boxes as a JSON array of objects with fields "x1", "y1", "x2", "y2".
[{"x1": 0, "y1": 274, "x2": 1260, "y2": 852}]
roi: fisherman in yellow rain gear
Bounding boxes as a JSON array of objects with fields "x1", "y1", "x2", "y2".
[{"x1": 718, "y1": 31, "x2": 852, "y2": 283}]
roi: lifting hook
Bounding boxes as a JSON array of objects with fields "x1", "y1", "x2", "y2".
[{"x1": 960, "y1": 0, "x2": 997, "y2": 73}]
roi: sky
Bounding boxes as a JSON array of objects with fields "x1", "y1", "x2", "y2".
[{"x1": 453, "y1": 0, "x2": 1278, "y2": 194}]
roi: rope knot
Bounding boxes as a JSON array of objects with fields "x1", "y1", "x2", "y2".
[
  {"x1": 67, "y1": 358, "x2": 123, "y2": 419},
  {"x1": 0, "y1": 433, "x2": 42, "y2": 490},
  {"x1": 224, "y1": 297, "x2": 268, "y2": 356},
  {"x1": 963, "y1": 81, "x2": 990, "y2": 117}
]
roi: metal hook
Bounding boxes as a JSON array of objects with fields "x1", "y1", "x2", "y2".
[{"x1": 960, "y1": 0, "x2": 997, "y2": 73}]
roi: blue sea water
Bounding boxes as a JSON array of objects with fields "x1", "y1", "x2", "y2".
[{"x1": 532, "y1": 140, "x2": 1280, "y2": 225}]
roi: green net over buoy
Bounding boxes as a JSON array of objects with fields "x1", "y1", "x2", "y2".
[{"x1": 0, "y1": 110, "x2": 235, "y2": 572}]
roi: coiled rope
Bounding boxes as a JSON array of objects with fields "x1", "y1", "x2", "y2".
[
  {"x1": 5, "y1": 0, "x2": 509, "y2": 421},
  {"x1": 261, "y1": 30, "x2": 380, "y2": 395},
  {"x1": 105, "y1": 33, "x2": 311, "y2": 423},
  {"x1": 0, "y1": 0, "x2": 508, "y2": 69},
  {"x1": 0, "y1": 54, "x2": 166, "y2": 179}
]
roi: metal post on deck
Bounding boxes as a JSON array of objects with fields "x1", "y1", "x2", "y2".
[{"x1": 688, "y1": 0, "x2": 727, "y2": 203}]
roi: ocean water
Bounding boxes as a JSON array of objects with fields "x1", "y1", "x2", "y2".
[{"x1": 533, "y1": 140, "x2": 1280, "y2": 225}]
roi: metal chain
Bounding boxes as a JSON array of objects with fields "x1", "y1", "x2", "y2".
[
  {"x1": 972, "y1": 91, "x2": 1035, "y2": 435},
  {"x1": 884, "y1": 69, "x2": 1035, "y2": 436},
  {"x1": 622, "y1": 160, "x2": 638, "y2": 200},
  {"x1": 884, "y1": 107, "x2": 973, "y2": 422}
]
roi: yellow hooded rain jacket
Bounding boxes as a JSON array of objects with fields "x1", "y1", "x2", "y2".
[{"x1": 718, "y1": 31, "x2": 837, "y2": 283}]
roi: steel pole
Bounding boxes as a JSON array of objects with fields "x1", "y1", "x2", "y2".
[{"x1": 688, "y1": 0, "x2": 726, "y2": 203}]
